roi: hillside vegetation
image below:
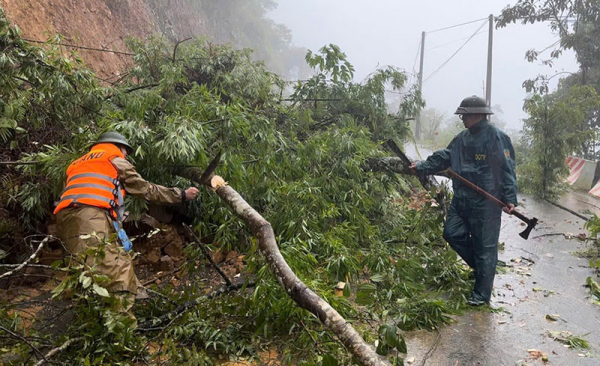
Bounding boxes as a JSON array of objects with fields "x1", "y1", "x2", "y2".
[{"x1": 0, "y1": 10, "x2": 472, "y2": 366}]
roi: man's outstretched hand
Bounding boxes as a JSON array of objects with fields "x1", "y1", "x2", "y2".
[
  {"x1": 185, "y1": 187, "x2": 200, "y2": 200},
  {"x1": 409, "y1": 162, "x2": 417, "y2": 174},
  {"x1": 503, "y1": 203, "x2": 515, "y2": 214}
]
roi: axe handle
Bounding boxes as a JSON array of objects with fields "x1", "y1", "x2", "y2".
[
  {"x1": 510, "y1": 210, "x2": 531, "y2": 225},
  {"x1": 444, "y1": 169, "x2": 531, "y2": 225}
]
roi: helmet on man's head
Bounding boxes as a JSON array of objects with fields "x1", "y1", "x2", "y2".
[
  {"x1": 95, "y1": 132, "x2": 133, "y2": 154},
  {"x1": 454, "y1": 95, "x2": 493, "y2": 115}
]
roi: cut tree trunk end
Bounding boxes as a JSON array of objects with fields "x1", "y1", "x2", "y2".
[{"x1": 179, "y1": 170, "x2": 389, "y2": 366}]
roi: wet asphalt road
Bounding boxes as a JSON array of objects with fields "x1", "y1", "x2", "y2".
[{"x1": 402, "y1": 145, "x2": 600, "y2": 366}]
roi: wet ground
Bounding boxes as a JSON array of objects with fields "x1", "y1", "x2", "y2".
[
  {"x1": 557, "y1": 190, "x2": 600, "y2": 219},
  {"x1": 402, "y1": 144, "x2": 600, "y2": 366}
]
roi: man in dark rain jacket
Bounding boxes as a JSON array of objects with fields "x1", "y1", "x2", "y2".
[{"x1": 410, "y1": 96, "x2": 517, "y2": 306}]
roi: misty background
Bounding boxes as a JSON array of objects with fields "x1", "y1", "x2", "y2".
[{"x1": 267, "y1": 0, "x2": 579, "y2": 132}]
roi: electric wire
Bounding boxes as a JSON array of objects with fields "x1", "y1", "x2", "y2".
[
  {"x1": 537, "y1": 39, "x2": 561, "y2": 54},
  {"x1": 423, "y1": 19, "x2": 488, "y2": 84},
  {"x1": 427, "y1": 30, "x2": 487, "y2": 51},
  {"x1": 427, "y1": 17, "x2": 488, "y2": 34},
  {"x1": 22, "y1": 38, "x2": 135, "y2": 56},
  {"x1": 410, "y1": 41, "x2": 421, "y2": 86}
]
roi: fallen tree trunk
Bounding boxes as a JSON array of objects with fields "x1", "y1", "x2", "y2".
[{"x1": 179, "y1": 168, "x2": 388, "y2": 366}]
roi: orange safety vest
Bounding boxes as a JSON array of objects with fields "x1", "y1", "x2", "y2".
[{"x1": 54, "y1": 143, "x2": 126, "y2": 220}]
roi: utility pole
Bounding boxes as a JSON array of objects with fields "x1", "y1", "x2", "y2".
[
  {"x1": 416, "y1": 31, "x2": 425, "y2": 141},
  {"x1": 485, "y1": 14, "x2": 493, "y2": 111}
]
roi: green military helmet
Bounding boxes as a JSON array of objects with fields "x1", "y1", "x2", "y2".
[
  {"x1": 454, "y1": 95, "x2": 493, "y2": 115},
  {"x1": 95, "y1": 131, "x2": 133, "y2": 154}
]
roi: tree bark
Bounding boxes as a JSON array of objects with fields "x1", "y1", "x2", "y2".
[{"x1": 178, "y1": 170, "x2": 389, "y2": 366}]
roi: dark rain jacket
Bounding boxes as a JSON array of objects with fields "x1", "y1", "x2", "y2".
[
  {"x1": 416, "y1": 119, "x2": 517, "y2": 302},
  {"x1": 416, "y1": 119, "x2": 517, "y2": 214}
]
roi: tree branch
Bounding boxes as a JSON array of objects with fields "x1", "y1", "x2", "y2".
[
  {"x1": 0, "y1": 326, "x2": 47, "y2": 363},
  {"x1": 172, "y1": 38, "x2": 192, "y2": 63},
  {"x1": 0, "y1": 161, "x2": 42, "y2": 166},
  {"x1": 138, "y1": 280, "x2": 255, "y2": 330},
  {"x1": 179, "y1": 170, "x2": 390, "y2": 366},
  {"x1": 182, "y1": 224, "x2": 232, "y2": 286},
  {"x1": 0, "y1": 263, "x2": 52, "y2": 269},
  {"x1": 33, "y1": 336, "x2": 84, "y2": 366},
  {"x1": 0, "y1": 236, "x2": 50, "y2": 280}
]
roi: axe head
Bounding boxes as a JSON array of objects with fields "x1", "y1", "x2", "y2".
[
  {"x1": 519, "y1": 217, "x2": 538, "y2": 240},
  {"x1": 199, "y1": 150, "x2": 222, "y2": 185}
]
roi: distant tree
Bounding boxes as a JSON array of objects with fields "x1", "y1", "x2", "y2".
[
  {"x1": 190, "y1": 0, "x2": 312, "y2": 79},
  {"x1": 497, "y1": 0, "x2": 600, "y2": 87},
  {"x1": 518, "y1": 86, "x2": 600, "y2": 199},
  {"x1": 490, "y1": 104, "x2": 508, "y2": 130},
  {"x1": 420, "y1": 108, "x2": 446, "y2": 141},
  {"x1": 497, "y1": 0, "x2": 600, "y2": 160}
]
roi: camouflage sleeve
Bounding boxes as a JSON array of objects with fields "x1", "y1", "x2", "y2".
[
  {"x1": 111, "y1": 157, "x2": 184, "y2": 205},
  {"x1": 416, "y1": 138, "x2": 455, "y2": 175},
  {"x1": 491, "y1": 132, "x2": 518, "y2": 205}
]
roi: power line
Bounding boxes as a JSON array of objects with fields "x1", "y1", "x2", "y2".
[
  {"x1": 427, "y1": 17, "x2": 488, "y2": 34},
  {"x1": 22, "y1": 38, "x2": 135, "y2": 56},
  {"x1": 411, "y1": 41, "x2": 421, "y2": 74},
  {"x1": 410, "y1": 41, "x2": 421, "y2": 87},
  {"x1": 424, "y1": 19, "x2": 488, "y2": 84},
  {"x1": 537, "y1": 39, "x2": 561, "y2": 54},
  {"x1": 427, "y1": 30, "x2": 487, "y2": 51}
]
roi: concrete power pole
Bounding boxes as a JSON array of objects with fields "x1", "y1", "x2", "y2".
[
  {"x1": 485, "y1": 14, "x2": 493, "y2": 111},
  {"x1": 416, "y1": 31, "x2": 425, "y2": 141}
]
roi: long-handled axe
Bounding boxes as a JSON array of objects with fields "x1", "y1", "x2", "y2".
[{"x1": 444, "y1": 168, "x2": 538, "y2": 240}]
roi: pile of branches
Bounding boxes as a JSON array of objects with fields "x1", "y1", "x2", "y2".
[{"x1": 0, "y1": 12, "x2": 469, "y2": 366}]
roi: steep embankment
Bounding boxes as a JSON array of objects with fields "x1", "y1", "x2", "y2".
[{"x1": 0, "y1": 0, "x2": 207, "y2": 78}]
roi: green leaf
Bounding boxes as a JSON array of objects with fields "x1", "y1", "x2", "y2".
[
  {"x1": 92, "y1": 283, "x2": 109, "y2": 297},
  {"x1": 357, "y1": 282, "x2": 377, "y2": 293},
  {"x1": 398, "y1": 336, "x2": 408, "y2": 353},
  {"x1": 50, "y1": 260, "x2": 63, "y2": 270},
  {"x1": 322, "y1": 354, "x2": 338, "y2": 366},
  {"x1": 379, "y1": 324, "x2": 399, "y2": 348},
  {"x1": 343, "y1": 282, "x2": 351, "y2": 297},
  {"x1": 356, "y1": 283, "x2": 377, "y2": 305},
  {"x1": 370, "y1": 273, "x2": 385, "y2": 283},
  {"x1": 376, "y1": 340, "x2": 390, "y2": 356}
]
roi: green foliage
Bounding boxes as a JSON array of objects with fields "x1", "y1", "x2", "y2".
[
  {"x1": 586, "y1": 276, "x2": 600, "y2": 306},
  {"x1": 517, "y1": 86, "x2": 600, "y2": 199},
  {"x1": 548, "y1": 330, "x2": 591, "y2": 350},
  {"x1": 0, "y1": 10, "x2": 474, "y2": 365},
  {"x1": 583, "y1": 215, "x2": 600, "y2": 306},
  {"x1": 498, "y1": 0, "x2": 600, "y2": 160},
  {"x1": 376, "y1": 324, "x2": 407, "y2": 364},
  {"x1": 497, "y1": 0, "x2": 600, "y2": 72},
  {"x1": 0, "y1": 9, "x2": 103, "y2": 148},
  {"x1": 0, "y1": 9, "x2": 104, "y2": 226},
  {"x1": 292, "y1": 44, "x2": 423, "y2": 142}
]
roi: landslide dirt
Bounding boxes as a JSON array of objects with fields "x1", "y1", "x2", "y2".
[{"x1": 0, "y1": 0, "x2": 208, "y2": 79}]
